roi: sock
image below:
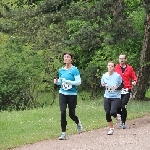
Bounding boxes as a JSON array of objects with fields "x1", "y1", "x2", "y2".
[
  {"x1": 62, "y1": 132, "x2": 66, "y2": 134},
  {"x1": 110, "y1": 128, "x2": 114, "y2": 130}
]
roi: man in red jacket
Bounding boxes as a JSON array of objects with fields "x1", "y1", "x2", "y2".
[{"x1": 114, "y1": 54, "x2": 137, "y2": 129}]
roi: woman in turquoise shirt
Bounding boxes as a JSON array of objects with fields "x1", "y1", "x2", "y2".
[{"x1": 54, "y1": 52, "x2": 82, "y2": 140}]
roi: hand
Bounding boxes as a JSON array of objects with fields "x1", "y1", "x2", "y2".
[
  {"x1": 54, "y1": 78, "x2": 58, "y2": 84},
  {"x1": 61, "y1": 78, "x2": 67, "y2": 83},
  {"x1": 101, "y1": 82, "x2": 106, "y2": 87},
  {"x1": 132, "y1": 81, "x2": 136, "y2": 86},
  {"x1": 113, "y1": 86, "x2": 118, "y2": 90}
]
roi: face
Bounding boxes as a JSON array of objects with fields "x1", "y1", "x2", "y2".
[
  {"x1": 119, "y1": 55, "x2": 126, "y2": 65},
  {"x1": 107, "y1": 62, "x2": 115, "y2": 72},
  {"x1": 63, "y1": 54, "x2": 72, "y2": 64}
]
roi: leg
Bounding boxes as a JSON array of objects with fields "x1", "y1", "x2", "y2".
[
  {"x1": 117, "y1": 95, "x2": 123, "y2": 115},
  {"x1": 67, "y1": 95, "x2": 83, "y2": 133},
  {"x1": 59, "y1": 93, "x2": 67, "y2": 132},
  {"x1": 121, "y1": 93, "x2": 130, "y2": 125},
  {"x1": 104, "y1": 98, "x2": 114, "y2": 135},
  {"x1": 104, "y1": 97, "x2": 112, "y2": 123},
  {"x1": 111, "y1": 98, "x2": 122, "y2": 127},
  {"x1": 67, "y1": 95, "x2": 79, "y2": 124},
  {"x1": 110, "y1": 98, "x2": 121, "y2": 118},
  {"x1": 116, "y1": 96, "x2": 122, "y2": 127}
]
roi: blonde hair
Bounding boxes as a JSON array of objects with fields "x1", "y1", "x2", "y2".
[{"x1": 108, "y1": 61, "x2": 115, "y2": 67}]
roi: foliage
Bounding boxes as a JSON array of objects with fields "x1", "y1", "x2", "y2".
[
  {"x1": 0, "y1": 37, "x2": 44, "y2": 110},
  {"x1": 63, "y1": 0, "x2": 143, "y2": 94},
  {"x1": 0, "y1": 0, "x2": 148, "y2": 109}
]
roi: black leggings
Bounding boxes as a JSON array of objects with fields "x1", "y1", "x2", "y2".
[
  {"x1": 117, "y1": 92, "x2": 130, "y2": 124},
  {"x1": 104, "y1": 98, "x2": 121, "y2": 122},
  {"x1": 59, "y1": 93, "x2": 79, "y2": 132}
]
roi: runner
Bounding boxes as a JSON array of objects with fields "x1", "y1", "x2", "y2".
[
  {"x1": 54, "y1": 52, "x2": 83, "y2": 140},
  {"x1": 114, "y1": 54, "x2": 137, "y2": 129},
  {"x1": 101, "y1": 61, "x2": 123, "y2": 135}
]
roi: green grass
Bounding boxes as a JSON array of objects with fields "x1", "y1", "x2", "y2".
[
  {"x1": 146, "y1": 89, "x2": 150, "y2": 98},
  {"x1": 1, "y1": 97, "x2": 150, "y2": 150}
]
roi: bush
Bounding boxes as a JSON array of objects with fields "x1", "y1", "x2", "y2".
[{"x1": 0, "y1": 38, "x2": 44, "y2": 111}]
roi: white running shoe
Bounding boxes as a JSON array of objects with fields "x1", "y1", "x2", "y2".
[
  {"x1": 77, "y1": 121, "x2": 83, "y2": 133},
  {"x1": 116, "y1": 114, "x2": 122, "y2": 127},
  {"x1": 59, "y1": 133, "x2": 66, "y2": 140},
  {"x1": 107, "y1": 128, "x2": 114, "y2": 135}
]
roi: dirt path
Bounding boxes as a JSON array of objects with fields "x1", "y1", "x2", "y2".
[{"x1": 13, "y1": 115, "x2": 150, "y2": 150}]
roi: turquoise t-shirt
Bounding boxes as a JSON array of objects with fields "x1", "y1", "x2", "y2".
[
  {"x1": 101, "y1": 72, "x2": 122, "y2": 98},
  {"x1": 57, "y1": 66, "x2": 81, "y2": 95}
]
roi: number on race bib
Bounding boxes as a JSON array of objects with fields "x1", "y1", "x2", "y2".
[
  {"x1": 121, "y1": 88, "x2": 129, "y2": 94},
  {"x1": 62, "y1": 82, "x2": 72, "y2": 90},
  {"x1": 106, "y1": 86, "x2": 115, "y2": 92}
]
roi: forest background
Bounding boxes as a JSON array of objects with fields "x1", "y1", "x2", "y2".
[{"x1": 0, "y1": 0, "x2": 150, "y2": 111}]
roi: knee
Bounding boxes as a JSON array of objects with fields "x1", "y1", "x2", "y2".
[
  {"x1": 122, "y1": 106, "x2": 127, "y2": 111},
  {"x1": 69, "y1": 113, "x2": 73, "y2": 119},
  {"x1": 122, "y1": 100, "x2": 128, "y2": 108},
  {"x1": 106, "y1": 112, "x2": 112, "y2": 122},
  {"x1": 110, "y1": 110, "x2": 117, "y2": 118},
  {"x1": 69, "y1": 111, "x2": 75, "y2": 119},
  {"x1": 61, "y1": 110, "x2": 66, "y2": 116}
]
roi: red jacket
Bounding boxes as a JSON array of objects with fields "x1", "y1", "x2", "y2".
[{"x1": 114, "y1": 64, "x2": 137, "y2": 90}]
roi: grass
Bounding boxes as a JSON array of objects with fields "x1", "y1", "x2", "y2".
[
  {"x1": 146, "y1": 89, "x2": 150, "y2": 98},
  {"x1": 1, "y1": 95, "x2": 150, "y2": 150}
]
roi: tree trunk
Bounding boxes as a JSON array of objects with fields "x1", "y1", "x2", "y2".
[
  {"x1": 112, "y1": 0, "x2": 124, "y2": 17},
  {"x1": 132, "y1": 1, "x2": 150, "y2": 100}
]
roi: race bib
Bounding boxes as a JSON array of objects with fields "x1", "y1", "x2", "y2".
[
  {"x1": 106, "y1": 86, "x2": 115, "y2": 92},
  {"x1": 121, "y1": 88, "x2": 129, "y2": 94},
  {"x1": 62, "y1": 82, "x2": 72, "y2": 90}
]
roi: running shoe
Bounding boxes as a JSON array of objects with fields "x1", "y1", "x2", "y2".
[
  {"x1": 116, "y1": 114, "x2": 122, "y2": 127},
  {"x1": 59, "y1": 133, "x2": 66, "y2": 140},
  {"x1": 122, "y1": 123, "x2": 126, "y2": 129},
  {"x1": 107, "y1": 128, "x2": 114, "y2": 135},
  {"x1": 77, "y1": 121, "x2": 83, "y2": 133}
]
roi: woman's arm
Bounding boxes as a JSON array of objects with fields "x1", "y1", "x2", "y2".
[{"x1": 62, "y1": 75, "x2": 81, "y2": 86}]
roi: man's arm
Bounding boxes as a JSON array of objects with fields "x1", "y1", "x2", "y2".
[
  {"x1": 130, "y1": 66, "x2": 137, "y2": 85},
  {"x1": 116, "y1": 81, "x2": 124, "y2": 90}
]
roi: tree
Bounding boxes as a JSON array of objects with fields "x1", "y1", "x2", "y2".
[
  {"x1": 0, "y1": 0, "x2": 147, "y2": 106},
  {"x1": 132, "y1": 0, "x2": 150, "y2": 100},
  {"x1": 0, "y1": 37, "x2": 45, "y2": 110}
]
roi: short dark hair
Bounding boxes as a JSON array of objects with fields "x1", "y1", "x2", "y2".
[
  {"x1": 63, "y1": 52, "x2": 73, "y2": 59},
  {"x1": 119, "y1": 54, "x2": 126, "y2": 59}
]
